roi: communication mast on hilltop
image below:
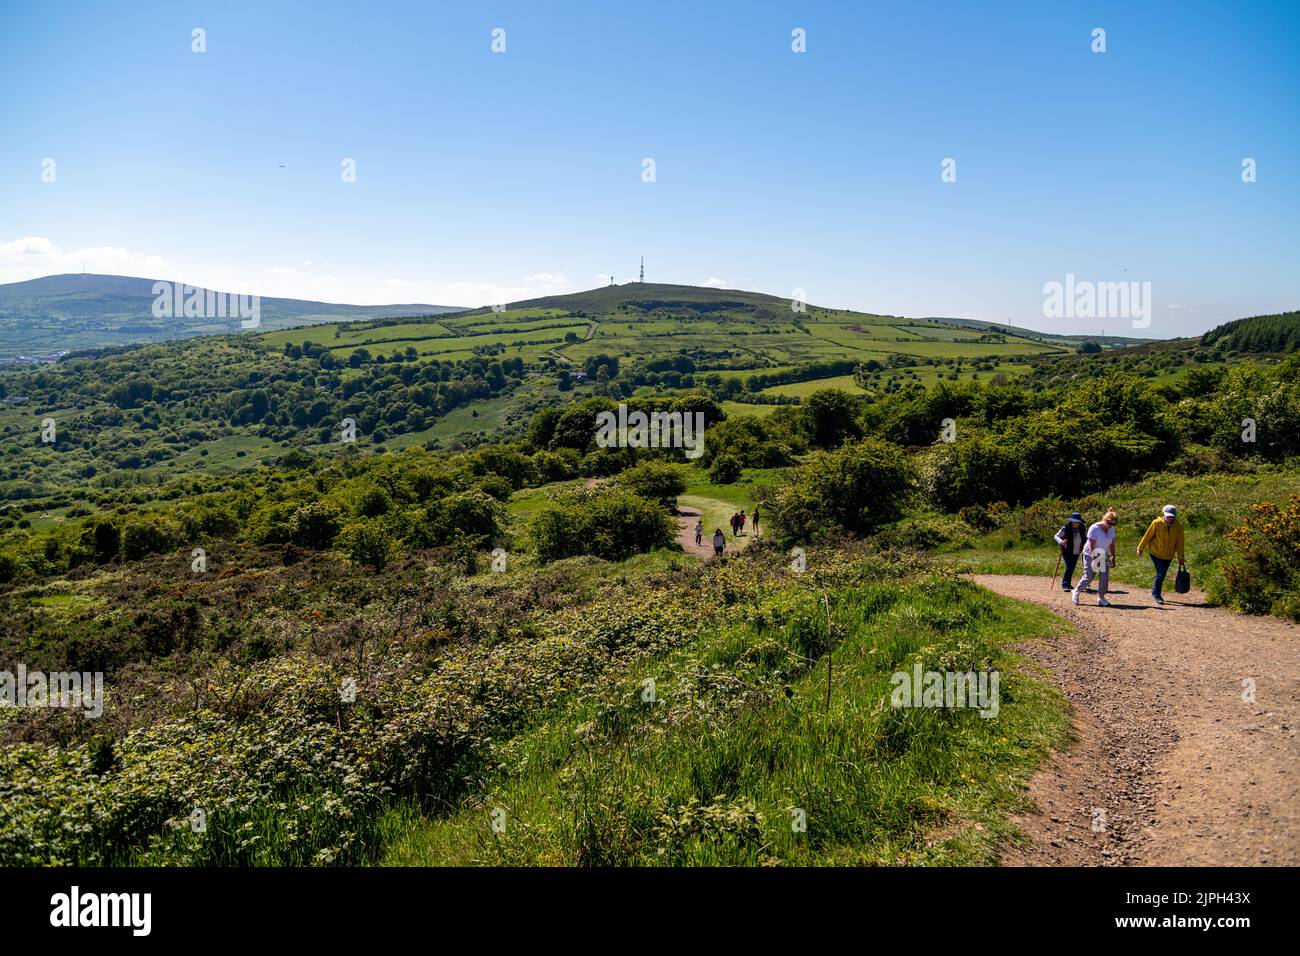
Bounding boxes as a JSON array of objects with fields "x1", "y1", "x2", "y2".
[{"x1": 640, "y1": 257, "x2": 644, "y2": 283}]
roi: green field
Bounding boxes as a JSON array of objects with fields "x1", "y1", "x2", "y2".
[{"x1": 255, "y1": 286, "x2": 1069, "y2": 379}]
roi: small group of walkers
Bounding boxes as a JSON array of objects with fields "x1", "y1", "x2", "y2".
[
  {"x1": 692, "y1": 506, "x2": 760, "y2": 557},
  {"x1": 729, "y1": 508, "x2": 758, "y2": 537},
  {"x1": 1053, "y1": 505, "x2": 1187, "y2": 607}
]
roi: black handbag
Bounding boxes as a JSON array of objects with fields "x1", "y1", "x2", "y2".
[{"x1": 1174, "y1": 567, "x2": 1191, "y2": 594}]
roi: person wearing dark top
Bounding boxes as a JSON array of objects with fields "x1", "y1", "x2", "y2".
[{"x1": 1053, "y1": 512, "x2": 1087, "y2": 592}]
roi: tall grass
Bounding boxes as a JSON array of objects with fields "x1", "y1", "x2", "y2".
[{"x1": 381, "y1": 568, "x2": 1071, "y2": 866}]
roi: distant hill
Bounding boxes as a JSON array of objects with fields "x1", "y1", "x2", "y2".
[
  {"x1": 489, "y1": 287, "x2": 1145, "y2": 345},
  {"x1": 0, "y1": 273, "x2": 462, "y2": 359},
  {"x1": 261, "y1": 282, "x2": 1080, "y2": 384}
]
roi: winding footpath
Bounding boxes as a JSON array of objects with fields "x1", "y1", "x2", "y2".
[{"x1": 973, "y1": 575, "x2": 1299, "y2": 866}]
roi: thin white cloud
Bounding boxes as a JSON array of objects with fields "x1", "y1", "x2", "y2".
[
  {"x1": 429, "y1": 271, "x2": 578, "y2": 307},
  {"x1": 701, "y1": 276, "x2": 727, "y2": 288},
  {"x1": 0, "y1": 238, "x2": 579, "y2": 309},
  {"x1": 0, "y1": 236, "x2": 168, "y2": 284}
]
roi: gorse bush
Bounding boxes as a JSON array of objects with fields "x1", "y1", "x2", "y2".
[
  {"x1": 1211, "y1": 494, "x2": 1300, "y2": 620},
  {"x1": 289, "y1": 501, "x2": 343, "y2": 550},
  {"x1": 958, "y1": 501, "x2": 1008, "y2": 532}
]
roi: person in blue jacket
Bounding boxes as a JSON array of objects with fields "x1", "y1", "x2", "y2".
[{"x1": 1053, "y1": 512, "x2": 1087, "y2": 592}]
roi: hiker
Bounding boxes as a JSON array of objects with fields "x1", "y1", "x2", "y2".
[
  {"x1": 1073, "y1": 510, "x2": 1118, "y2": 607},
  {"x1": 1053, "y1": 511, "x2": 1087, "y2": 592},
  {"x1": 752, "y1": 506, "x2": 760, "y2": 535},
  {"x1": 712, "y1": 528, "x2": 726, "y2": 556},
  {"x1": 693, "y1": 519, "x2": 703, "y2": 548},
  {"x1": 730, "y1": 512, "x2": 741, "y2": 537},
  {"x1": 1136, "y1": 504, "x2": 1186, "y2": 606},
  {"x1": 738, "y1": 509, "x2": 747, "y2": 535}
]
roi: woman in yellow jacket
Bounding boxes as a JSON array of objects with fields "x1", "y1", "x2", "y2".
[{"x1": 1136, "y1": 504, "x2": 1186, "y2": 605}]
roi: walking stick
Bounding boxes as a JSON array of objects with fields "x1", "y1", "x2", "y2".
[{"x1": 1049, "y1": 549, "x2": 1062, "y2": 590}]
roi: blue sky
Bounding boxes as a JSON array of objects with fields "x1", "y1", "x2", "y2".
[{"x1": 1, "y1": 0, "x2": 1296, "y2": 336}]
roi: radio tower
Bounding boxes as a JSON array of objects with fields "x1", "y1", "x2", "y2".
[{"x1": 639, "y1": 257, "x2": 644, "y2": 283}]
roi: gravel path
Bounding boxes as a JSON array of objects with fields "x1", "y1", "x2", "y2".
[{"x1": 972, "y1": 575, "x2": 1299, "y2": 866}]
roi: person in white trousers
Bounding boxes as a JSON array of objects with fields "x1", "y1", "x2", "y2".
[{"x1": 1073, "y1": 510, "x2": 1119, "y2": 607}]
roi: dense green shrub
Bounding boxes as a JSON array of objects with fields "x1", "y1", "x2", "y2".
[
  {"x1": 355, "y1": 485, "x2": 393, "y2": 517},
  {"x1": 931, "y1": 413, "x2": 1163, "y2": 508},
  {"x1": 616, "y1": 461, "x2": 687, "y2": 508},
  {"x1": 289, "y1": 501, "x2": 343, "y2": 550},
  {"x1": 801, "y1": 389, "x2": 863, "y2": 448},
  {"x1": 80, "y1": 518, "x2": 121, "y2": 564},
  {"x1": 121, "y1": 516, "x2": 182, "y2": 561},
  {"x1": 709, "y1": 453, "x2": 743, "y2": 484},
  {"x1": 861, "y1": 381, "x2": 982, "y2": 447},
  {"x1": 467, "y1": 446, "x2": 536, "y2": 489},
  {"x1": 1015, "y1": 499, "x2": 1072, "y2": 544},
  {"x1": 699, "y1": 415, "x2": 799, "y2": 468},
  {"x1": 475, "y1": 475, "x2": 514, "y2": 501},
  {"x1": 246, "y1": 501, "x2": 299, "y2": 546},
  {"x1": 958, "y1": 501, "x2": 1008, "y2": 532},
  {"x1": 344, "y1": 519, "x2": 395, "y2": 572},
  {"x1": 873, "y1": 513, "x2": 967, "y2": 551},
  {"x1": 531, "y1": 490, "x2": 675, "y2": 563},
  {"x1": 764, "y1": 439, "x2": 916, "y2": 544},
  {"x1": 0, "y1": 552, "x2": 19, "y2": 584},
  {"x1": 411, "y1": 490, "x2": 505, "y2": 549},
  {"x1": 531, "y1": 448, "x2": 581, "y2": 482}
]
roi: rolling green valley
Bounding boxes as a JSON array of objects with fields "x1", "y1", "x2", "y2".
[{"x1": 1, "y1": 276, "x2": 1296, "y2": 868}]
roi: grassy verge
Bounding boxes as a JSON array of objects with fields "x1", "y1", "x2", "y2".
[{"x1": 380, "y1": 551, "x2": 1072, "y2": 865}]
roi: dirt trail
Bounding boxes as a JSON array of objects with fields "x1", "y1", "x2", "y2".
[
  {"x1": 544, "y1": 319, "x2": 598, "y2": 364},
  {"x1": 675, "y1": 506, "x2": 715, "y2": 559},
  {"x1": 973, "y1": 575, "x2": 1299, "y2": 866}
]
